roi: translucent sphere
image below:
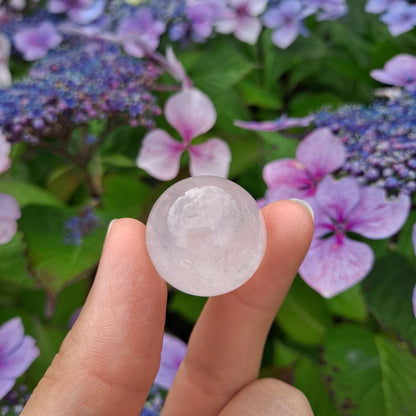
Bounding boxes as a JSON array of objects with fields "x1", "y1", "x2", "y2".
[{"x1": 146, "y1": 176, "x2": 267, "y2": 296}]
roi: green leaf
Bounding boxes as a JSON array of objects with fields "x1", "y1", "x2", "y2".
[
  {"x1": 326, "y1": 284, "x2": 367, "y2": 322},
  {"x1": 101, "y1": 154, "x2": 137, "y2": 168},
  {"x1": 46, "y1": 165, "x2": 83, "y2": 202},
  {"x1": 294, "y1": 358, "x2": 339, "y2": 416},
  {"x1": 323, "y1": 324, "x2": 384, "y2": 415},
  {"x1": 276, "y1": 277, "x2": 333, "y2": 345},
  {"x1": 0, "y1": 232, "x2": 34, "y2": 288},
  {"x1": 364, "y1": 253, "x2": 416, "y2": 349},
  {"x1": 0, "y1": 179, "x2": 63, "y2": 207},
  {"x1": 238, "y1": 80, "x2": 281, "y2": 110},
  {"x1": 228, "y1": 135, "x2": 261, "y2": 178},
  {"x1": 190, "y1": 40, "x2": 254, "y2": 95},
  {"x1": 257, "y1": 131, "x2": 299, "y2": 161},
  {"x1": 289, "y1": 92, "x2": 343, "y2": 116},
  {"x1": 396, "y1": 209, "x2": 416, "y2": 264},
  {"x1": 376, "y1": 336, "x2": 416, "y2": 416},
  {"x1": 19, "y1": 205, "x2": 106, "y2": 294},
  {"x1": 168, "y1": 291, "x2": 206, "y2": 323},
  {"x1": 102, "y1": 174, "x2": 152, "y2": 219},
  {"x1": 25, "y1": 319, "x2": 66, "y2": 388}
]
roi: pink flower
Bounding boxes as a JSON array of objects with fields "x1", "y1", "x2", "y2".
[
  {"x1": 13, "y1": 21, "x2": 62, "y2": 61},
  {"x1": 215, "y1": 0, "x2": 268, "y2": 44},
  {"x1": 371, "y1": 54, "x2": 416, "y2": 90},
  {"x1": 262, "y1": 128, "x2": 346, "y2": 203},
  {"x1": 234, "y1": 114, "x2": 315, "y2": 132},
  {"x1": 0, "y1": 132, "x2": 11, "y2": 174},
  {"x1": 0, "y1": 317, "x2": 39, "y2": 399},
  {"x1": 0, "y1": 193, "x2": 21, "y2": 245},
  {"x1": 299, "y1": 176, "x2": 410, "y2": 298},
  {"x1": 136, "y1": 88, "x2": 231, "y2": 181},
  {"x1": 154, "y1": 333, "x2": 187, "y2": 390}
]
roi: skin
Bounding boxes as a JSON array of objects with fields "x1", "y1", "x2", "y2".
[{"x1": 21, "y1": 200, "x2": 314, "y2": 416}]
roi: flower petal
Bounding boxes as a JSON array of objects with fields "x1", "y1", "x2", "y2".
[
  {"x1": 0, "y1": 132, "x2": 11, "y2": 174},
  {"x1": 0, "y1": 217, "x2": 17, "y2": 245},
  {"x1": 165, "y1": 88, "x2": 216, "y2": 143},
  {"x1": 136, "y1": 129, "x2": 184, "y2": 181},
  {"x1": 154, "y1": 333, "x2": 187, "y2": 390},
  {"x1": 412, "y1": 285, "x2": 416, "y2": 319},
  {"x1": 296, "y1": 128, "x2": 346, "y2": 180},
  {"x1": 234, "y1": 17, "x2": 262, "y2": 44},
  {"x1": 189, "y1": 138, "x2": 231, "y2": 178},
  {"x1": 413, "y1": 223, "x2": 416, "y2": 256},
  {"x1": 247, "y1": 0, "x2": 268, "y2": 16},
  {"x1": 0, "y1": 318, "x2": 24, "y2": 357},
  {"x1": 0, "y1": 193, "x2": 21, "y2": 219},
  {"x1": 263, "y1": 159, "x2": 311, "y2": 192},
  {"x1": 347, "y1": 187, "x2": 410, "y2": 239},
  {"x1": 315, "y1": 176, "x2": 361, "y2": 223},
  {"x1": 271, "y1": 23, "x2": 300, "y2": 49},
  {"x1": 0, "y1": 378, "x2": 15, "y2": 400},
  {"x1": 0, "y1": 336, "x2": 39, "y2": 378},
  {"x1": 299, "y1": 236, "x2": 374, "y2": 298}
]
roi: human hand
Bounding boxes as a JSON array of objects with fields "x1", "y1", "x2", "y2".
[{"x1": 21, "y1": 200, "x2": 314, "y2": 416}]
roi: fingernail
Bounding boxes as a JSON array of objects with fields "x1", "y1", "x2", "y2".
[
  {"x1": 289, "y1": 199, "x2": 314, "y2": 222},
  {"x1": 106, "y1": 219, "x2": 118, "y2": 238}
]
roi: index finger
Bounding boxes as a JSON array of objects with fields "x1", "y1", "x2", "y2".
[{"x1": 22, "y1": 218, "x2": 167, "y2": 416}]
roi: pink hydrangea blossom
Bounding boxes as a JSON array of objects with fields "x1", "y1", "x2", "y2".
[
  {"x1": 299, "y1": 176, "x2": 410, "y2": 298},
  {"x1": 371, "y1": 54, "x2": 416, "y2": 90},
  {"x1": 215, "y1": 0, "x2": 268, "y2": 44},
  {"x1": 117, "y1": 8, "x2": 166, "y2": 58},
  {"x1": 154, "y1": 333, "x2": 187, "y2": 390},
  {"x1": 137, "y1": 88, "x2": 231, "y2": 181},
  {"x1": 0, "y1": 317, "x2": 39, "y2": 399},
  {"x1": 0, "y1": 193, "x2": 21, "y2": 245},
  {"x1": 261, "y1": 128, "x2": 346, "y2": 204},
  {"x1": 13, "y1": 21, "x2": 63, "y2": 61}
]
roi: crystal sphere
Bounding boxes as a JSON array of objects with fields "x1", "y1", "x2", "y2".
[{"x1": 146, "y1": 176, "x2": 267, "y2": 296}]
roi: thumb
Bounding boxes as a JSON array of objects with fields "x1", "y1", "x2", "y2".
[{"x1": 22, "y1": 219, "x2": 167, "y2": 416}]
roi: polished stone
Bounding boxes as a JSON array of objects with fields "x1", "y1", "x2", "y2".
[{"x1": 146, "y1": 176, "x2": 266, "y2": 296}]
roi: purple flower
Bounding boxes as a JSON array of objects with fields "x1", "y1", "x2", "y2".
[
  {"x1": 215, "y1": 0, "x2": 268, "y2": 44},
  {"x1": 0, "y1": 132, "x2": 11, "y2": 174},
  {"x1": 365, "y1": 0, "x2": 397, "y2": 14},
  {"x1": 234, "y1": 114, "x2": 315, "y2": 132},
  {"x1": 370, "y1": 54, "x2": 416, "y2": 90},
  {"x1": 381, "y1": 1, "x2": 416, "y2": 36},
  {"x1": 262, "y1": 128, "x2": 346, "y2": 201},
  {"x1": 299, "y1": 176, "x2": 410, "y2": 297},
  {"x1": 0, "y1": 318, "x2": 39, "y2": 399},
  {"x1": 136, "y1": 88, "x2": 231, "y2": 181},
  {"x1": 117, "y1": 8, "x2": 166, "y2": 58},
  {"x1": 0, "y1": 34, "x2": 11, "y2": 87},
  {"x1": 12, "y1": 21, "x2": 63, "y2": 61},
  {"x1": 48, "y1": 0, "x2": 106, "y2": 24},
  {"x1": 263, "y1": 0, "x2": 313, "y2": 49},
  {"x1": 0, "y1": 193, "x2": 21, "y2": 245},
  {"x1": 412, "y1": 284, "x2": 416, "y2": 319},
  {"x1": 154, "y1": 333, "x2": 187, "y2": 390},
  {"x1": 305, "y1": 0, "x2": 348, "y2": 21}
]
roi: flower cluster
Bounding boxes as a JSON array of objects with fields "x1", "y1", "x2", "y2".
[
  {"x1": 315, "y1": 91, "x2": 416, "y2": 195},
  {"x1": 0, "y1": 42, "x2": 161, "y2": 144},
  {"x1": 366, "y1": 0, "x2": 416, "y2": 36},
  {"x1": 64, "y1": 207, "x2": 99, "y2": 246},
  {"x1": 0, "y1": 385, "x2": 30, "y2": 416}
]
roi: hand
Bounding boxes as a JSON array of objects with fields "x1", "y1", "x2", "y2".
[{"x1": 21, "y1": 200, "x2": 314, "y2": 416}]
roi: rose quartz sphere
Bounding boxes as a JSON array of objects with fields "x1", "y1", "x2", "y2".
[{"x1": 146, "y1": 176, "x2": 266, "y2": 296}]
